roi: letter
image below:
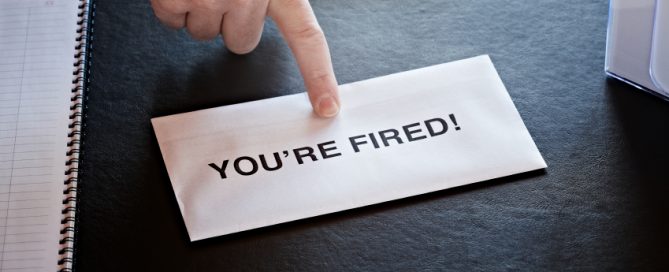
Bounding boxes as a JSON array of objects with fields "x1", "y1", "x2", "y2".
[
  {"x1": 349, "y1": 135, "x2": 368, "y2": 153},
  {"x1": 233, "y1": 156, "x2": 258, "y2": 176},
  {"x1": 378, "y1": 129, "x2": 404, "y2": 147},
  {"x1": 259, "y1": 152, "x2": 283, "y2": 171},
  {"x1": 368, "y1": 133, "x2": 380, "y2": 148},
  {"x1": 318, "y1": 140, "x2": 342, "y2": 159},
  {"x1": 402, "y1": 122, "x2": 427, "y2": 142},
  {"x1": 425, "y1": 117, "x2": 448, "y2": 136},
  {"x1": 293, "y1": 146, "x2": 318, "y2": 164},
  {"x1": 208, "y1": 160, "x2": 229, "y2": 179}
]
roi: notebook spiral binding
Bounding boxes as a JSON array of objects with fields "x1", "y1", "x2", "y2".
[{"x1": 59, "y1": 0, "x2": 94, "y2": 271}]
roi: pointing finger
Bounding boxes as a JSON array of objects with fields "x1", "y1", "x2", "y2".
[{"x1": 268, "y1": 0, "x2": 340, "y2": 117}]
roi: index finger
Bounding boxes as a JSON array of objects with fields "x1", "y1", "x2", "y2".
[{"x1": 268, "y1": 0, "x2": 340, "y2": 117}]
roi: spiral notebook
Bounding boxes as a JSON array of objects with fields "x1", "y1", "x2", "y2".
[{"x1": 0, "y1": 0, "x2": 93, "y2": 271}]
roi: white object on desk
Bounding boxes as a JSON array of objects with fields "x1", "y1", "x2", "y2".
[
  {"x1": 606, "y1": 0, "x2": 669, "y2": 99},
  {"x1": 0, "y1": 0, "x2": 89, "y2": 271},
  {"x1": 650, "y1": 0, "x2": 669, "y2": 91},
  {"x1": 152, "y1": 55, "x2": 547, "y2": 241}
]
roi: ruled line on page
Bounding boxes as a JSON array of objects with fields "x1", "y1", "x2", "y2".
[{"x1": 0, "y1": 0, "x2": 80, "y2": 270}]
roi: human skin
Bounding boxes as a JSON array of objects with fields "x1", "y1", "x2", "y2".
[{"x1": 150, "y1": 0, "x2": 340, "y2": 117}]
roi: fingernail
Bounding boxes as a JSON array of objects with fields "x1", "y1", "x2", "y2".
[{"x1": 317, "y1": 95, "x2": 339, "y2": 118}]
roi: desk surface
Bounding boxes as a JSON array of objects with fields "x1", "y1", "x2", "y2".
[{"x1": 74, "y1": 0, "x2": 669, "y2": 271}]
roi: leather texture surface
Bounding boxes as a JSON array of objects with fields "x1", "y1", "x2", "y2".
[{"x1": 75, "y1": 0, "x2": 669, "y2": 271}]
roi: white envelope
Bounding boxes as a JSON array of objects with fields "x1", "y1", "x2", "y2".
[{"x1": 152, "y1": 55, "x2": 547, "y2": 241}]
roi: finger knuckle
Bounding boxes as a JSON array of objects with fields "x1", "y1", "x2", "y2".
[
  {"x1": 188, "y1": 28, "x2": 217, "y2": 40},
  {"x1": 191, "y1": 0, "x2": 218, "y2": 10},
  {"x1": 291, "y1": 23, "x2": 324, "y2": 42},
  {"x1": 229, "y1": 0, "x2": 249, "y2": 8},
  {"x1": 225, "y1": 34, "x2": 260, "y2": 54},
  {"x1": 281, "y1": 0, "x2": 307, "y2": 9},
  {"x1": 226, "y1": 42, "x2": 257, "y2": 55},
  {"x1": 152, "y1": 0, "x2": 187, "y2": 14},
  {"x1": 307, "y1": 70, "x2": 333, "y2": 87}
]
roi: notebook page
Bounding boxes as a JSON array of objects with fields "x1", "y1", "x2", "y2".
[{"x1": 0, "y1": 0, "x2": 79, "y2": 271}]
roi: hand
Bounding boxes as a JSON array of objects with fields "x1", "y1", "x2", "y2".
[{"x1": 150, "y1": 0, "x2": 340, "y2": 117}]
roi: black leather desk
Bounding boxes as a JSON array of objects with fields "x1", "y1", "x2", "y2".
[{"x1": 74, "y1": 0, "x2": 669, "y2": 270}]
